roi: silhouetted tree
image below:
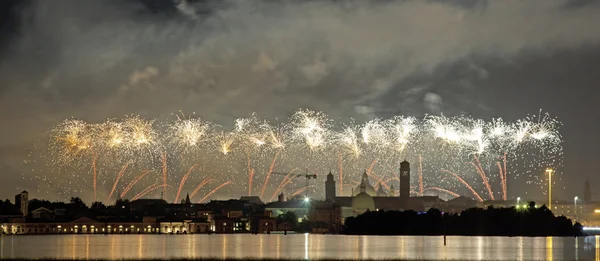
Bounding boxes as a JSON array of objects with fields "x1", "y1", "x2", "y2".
[
  {"x1": 342, "y1": 204, "x2": 583, "y2": 237},
  {"x1": 69, "y1": 197, "x2": 87, "y2": 209},
  {"x1": 277, "y1": 211, "x2": 298, "y2": 231},
  {"x1": 91, "y1": 201, "x2": 106, "y2": 209}
]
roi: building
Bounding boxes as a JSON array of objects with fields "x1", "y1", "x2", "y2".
[
  {"x1": 311, "y1": 160, "x2": 438, "y2": 230},
  {"x1": 352, "y1": 183, "x2": 375, "y2": 215},
  {"x1": 265, "y1": 199, "x2": 310, "y2": 221},
  {"x1": 15, "y1": 191, "x2": 28, "y2": 217},
  {"x1": 444, "y1": 196, "x2": 480, "y2": 213},
  {"x1": 399, "y1": 160, "x2": 410, "y2": 200},
  {"x1": 325, "y1": 171, "x2": 336, "y2": 202}
]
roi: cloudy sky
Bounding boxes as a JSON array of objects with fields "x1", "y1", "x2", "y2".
[{"x1": 0, "y1": 0, "x2": 599, "y2": 202}]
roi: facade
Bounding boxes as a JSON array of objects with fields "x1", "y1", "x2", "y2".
[{"x1": 265, "y1": 200, "x2": 310, "y2": 221}]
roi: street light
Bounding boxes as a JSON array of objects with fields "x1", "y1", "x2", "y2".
[
  {"x1": 517, "y1": 197, "x2": 521, "y2": 208},
  {"x1": 546, "y1": 168, "x2": 554, "y2": 210}
]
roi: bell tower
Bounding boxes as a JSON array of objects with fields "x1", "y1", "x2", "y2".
[
  {"x1": 325, "y1": 171, "x2": 336, "y2": 202},
  {"x1": 400, "y1": 160, "x2": 410, "y2": 200}
]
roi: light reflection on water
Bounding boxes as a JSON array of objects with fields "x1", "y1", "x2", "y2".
[{"x1": 0, "y1": 234, "x2": 599, "y2": 260}]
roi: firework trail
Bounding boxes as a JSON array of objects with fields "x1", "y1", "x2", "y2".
[
  {"x1": 175, "y1": 164, "x2": 199, "y2": 203},
  {"x1": 248, "y1": 169, "x2": 255, "y2": 197},
  {"x1": 471, "y1": 155, "x2": 494, "y2": 200},
  {"x1": 366, "y1": 160, "x2": 377, "y2": 176},
  {"x1": 290, "y1": 185, "x2": 317, "y2": 198},
  {"x1": 382, "y1": 177, "x2": 399, "y2": 187},
  {"x1": 121, "y1": 170, "x2": 153, "y2": 198},
  {"x1": 424, "y1": 187, "x2": 460, "y2": 198},
  {"x1": 190, "y1": 179, "x2": 213, "y2": 198},
  {"x1": 199, "y1": 181, "x2": 232, "y2": 203},
  {"x1": 365, "y1": 171, "x2": 386, "y2": 188},
  {"x1": 496, "y1": 153, "x2": 508, "y2": 200},
  {"x1": 161, "y1": 151, "x2": 167, "y2": 199},
  {"x1": 270, "y1": 168, "x2": 299, "y2": 201},
  {"x1": 108, "y1": 163, "x2": 130, "y2": 202},
  {"x1": 496, "y1": 162, "x2": 505, "y2": 200},
  {"x1": 338, "y1": 153, "x2": 344, "y2": 195},
  {"x1": 503, "y1": 153, "x2": 508, "y2": 198},
  {"x1": 132, "y1": 184, "x2": 170, "y2": 201},
  {"x1": 260, "y1": 151, "x2": 280, "y2": 198},
  {"x1": 441, "y1": 169, "x2": 483, "y2": 202},
  {"x1": 92, "y1": 151, "x2": 98, "y2": 202},
  {"x1": 247, "y1": 153, "x2": 254, "y2": 196},
  {"x1": 419, "y1": 155, "x2": 424, "y2": 196}
]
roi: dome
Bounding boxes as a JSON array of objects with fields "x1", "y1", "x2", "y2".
[
  {"x1": 353, "y1": 183, "x2": 376, "y2": 196},
  {"x1": 352, "y1": 170, "x2": 376, "y2": 196},
  {"x1": 352, "y1": 192, "x2": 375, "y2": 213}
]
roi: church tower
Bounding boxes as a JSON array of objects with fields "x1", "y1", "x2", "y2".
[
  {"x1": 15, "y1": 191, "x2": 28, "y2": 217},
  {"x1": 400, "y1": 160, "x2": 410, "y2": 200},
  {"x1": 325, "y1": 171, "x2": 336, "y2": 202},
  {"x1": 584, "y1": 179, "x2": 591, "y2": 202}
]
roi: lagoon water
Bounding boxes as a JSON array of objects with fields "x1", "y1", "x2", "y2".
[{"x1": 1, "y1": 234, "x2": 599, "y2": 260}]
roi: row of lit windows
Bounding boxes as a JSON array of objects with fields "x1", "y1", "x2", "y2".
[{"x1": 1, "y1": 225, "x2": 161, "y2": 234}]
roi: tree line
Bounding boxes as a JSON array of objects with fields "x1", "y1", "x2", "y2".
[{"x1": 342, "y1": 202, "x2": 584, "y2": 236}]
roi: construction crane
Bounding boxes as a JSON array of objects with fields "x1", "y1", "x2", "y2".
[{"x1": 270, "y1": 169, "x2": 318, "y2": 200}]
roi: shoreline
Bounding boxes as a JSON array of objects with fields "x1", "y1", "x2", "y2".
[
  {"x1": 0, "y1": 233, "x2": 589, "y2": 238},
  {"x1": 0, "y1": 259, "x2": 559, "y2": 261}
]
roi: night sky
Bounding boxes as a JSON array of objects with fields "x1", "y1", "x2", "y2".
[{"x1": 0, "y1": 0, "x2": 599, "y2": 201}]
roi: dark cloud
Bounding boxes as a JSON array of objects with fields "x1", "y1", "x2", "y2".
[{"x1": 1, "y1": 0, "x2": 600, "y2": 200}]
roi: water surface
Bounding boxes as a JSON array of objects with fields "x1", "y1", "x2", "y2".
[{"x1": 1, "y1": 234, "x2": 599, "y2": 260}]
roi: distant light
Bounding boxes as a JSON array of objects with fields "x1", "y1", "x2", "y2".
[
  {"x1": 594, "y1": 209, "x2": 600, "y2": 213},
  {"x1": 304, "y1": 197, "x2": 310, "y2": 202},
  {"x1": 583, "y1": 227, "x2": 600, "y2": 231}
]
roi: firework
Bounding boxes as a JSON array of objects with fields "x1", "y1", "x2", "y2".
[
  {"x1": 169, "y1": 118, "x2": 213, "y2": 155},
  {"x1": 41, "y1": 109, "x2": 562, "y2": 203}
]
